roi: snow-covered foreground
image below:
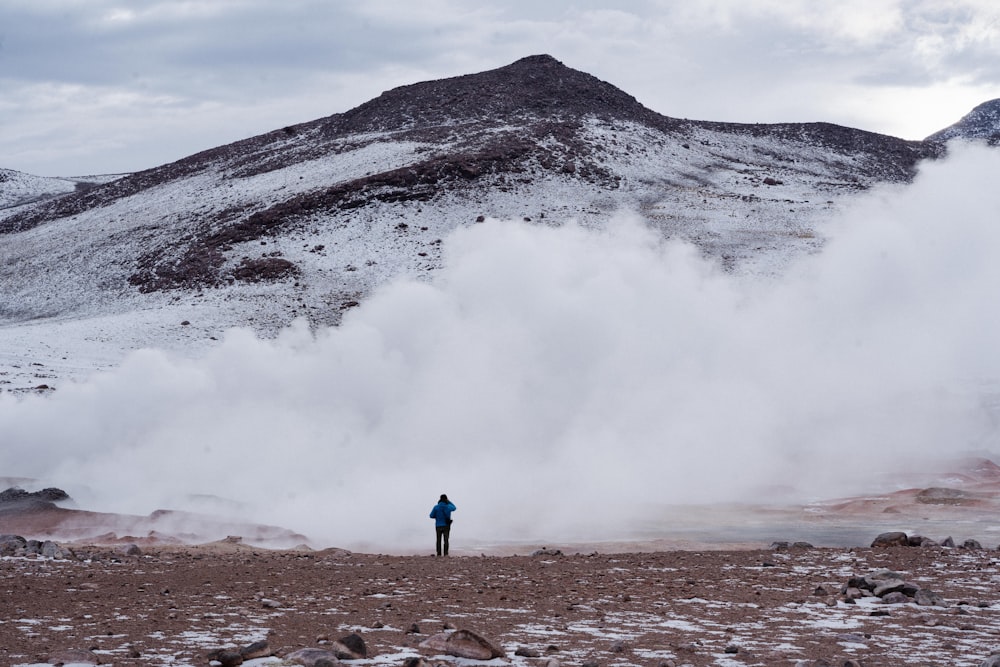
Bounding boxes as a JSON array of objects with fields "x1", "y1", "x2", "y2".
[{"x1": 1, "y1": 146, "x2": 999, "y2": 552}]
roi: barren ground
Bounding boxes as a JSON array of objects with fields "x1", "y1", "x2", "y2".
[{"x1": 4, "y1": 539, "x2": 1000, "y2": 667}]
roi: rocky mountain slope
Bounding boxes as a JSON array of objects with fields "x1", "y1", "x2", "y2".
[
  {"x1": 926, "y1": 98, "x2": 1000, "y2": 143},
  {"x1": 0, "y1": 54, "x2": 974, "y2": 390}
]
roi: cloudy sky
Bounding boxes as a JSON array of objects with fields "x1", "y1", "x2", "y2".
[{"x1": 3, "y1": 0, "x2": 1000, "y2": 177}]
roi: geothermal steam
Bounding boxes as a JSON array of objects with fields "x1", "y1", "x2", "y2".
[{"x1": 1, "y1": 144, "x2": 998, "y2": 550}]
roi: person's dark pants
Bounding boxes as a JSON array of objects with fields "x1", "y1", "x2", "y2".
[{"x1": 435, "y1": 524, "x2": 451, "y2": 556}]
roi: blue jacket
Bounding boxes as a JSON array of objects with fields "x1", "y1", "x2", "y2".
[{"x1": 430, "y1": 501, "x2": 456, "y2": 527}]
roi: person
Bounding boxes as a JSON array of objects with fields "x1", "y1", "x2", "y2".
[{"x1": 429, "y1": 494, "x2": 456, "y2": 556}]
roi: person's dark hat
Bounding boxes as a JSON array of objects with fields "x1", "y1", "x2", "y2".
[{"x1": 439, "y1": 494, "x2": 449, "y2": 502}]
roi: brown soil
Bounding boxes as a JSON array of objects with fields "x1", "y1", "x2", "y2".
[{"x1": 3, "y1": 541, "x2": 1000, "y2": 667}]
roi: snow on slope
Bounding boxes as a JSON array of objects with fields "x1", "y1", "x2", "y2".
[
  {"x1": 926, "y1": 98, "x2": 1000, "y2": 142},
  {"x1": 0, "y1": 116, "x2": 919, "y2": 392},
  {"x1": 0, "y1": 55, "x2": 948, "y2": 392},
  {"x1": 0, "y1": 169, "x2": 77, "y2": 210}
]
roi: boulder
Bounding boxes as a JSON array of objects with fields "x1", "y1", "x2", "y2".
[
  {"x1": 914, "y1": 589, "x2": 947, "y2": 607},
  {"x1": 240, "y1": 640, "x2": 272, "y2": 659},
  {"x1": 419, "y1": 629, "x2": 504, "y2": 660},
  {"x1": 41, "y1": 540, "x2": 76, "y2": 560},
  {"x1": 284, "y1": 648, "x2": 341, "y2": 667},
  {"x1": 117, "y1": 543, "x2": 142, "y2": 556},
  {"x1": 0, "y1": 486, "x2": 71, "y2": 511},
  {"x1": 0, "y1": 534, "x2": 26, "y2": 555},
  {"x1": 330, "y1": 633, "x2": 366, "y2": 660},
  {"x1": 963, "y1": 539, "x2": 984, "y2": 550},
  {"x1": 531, "y1": 547, "x2": 564, "y2": 556},
  {"x1": 871, "y1": 531, "x2": 909, "y2": 548},
  {"x1": 881, "y1": 591, "x2": 910, "y2": 604},
  {"x1": 872, "y1": 579, "x2": 906, "y2": 597}
]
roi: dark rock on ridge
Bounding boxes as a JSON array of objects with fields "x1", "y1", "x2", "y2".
[
  {"x1": 0, "y1": 486, "x2": 71, "y2": 512},
  {"x1": 2, "y1": 54, "x2": 940, "y2": 241},
  {"x1": 926, "y1": 98, "x2": 1000, "y2": 143}
]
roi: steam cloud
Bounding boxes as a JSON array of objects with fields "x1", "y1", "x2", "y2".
[{"x1": 2, "y1": 144, "x2": 999, "y2": 551}]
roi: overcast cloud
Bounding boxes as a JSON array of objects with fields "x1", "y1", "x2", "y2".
[{"x1": 2, "y1": 0, "x2": 1000, "y2": 176}]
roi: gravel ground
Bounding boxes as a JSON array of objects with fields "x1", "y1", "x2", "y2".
[{"x1": 4, "y1": 541, "x2": 1000, "y2": 667}]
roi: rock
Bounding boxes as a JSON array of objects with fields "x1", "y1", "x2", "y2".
[
  {"x1": 261, "y1": 598, "x2": 281, "y2": 608},
  {"x1": 117, "y1": 543, "x2": 142, "y2": 556},
  {"x1": 46, "y1": 648, "x2": 101, "y2": 665},
  {"x1": 331, "y1": 633, "x2": 366, "y2": 659},
  {"x1": 872, "y1": 579, "x2": 906, "y2": 597},
  {"x1": 41, "y1": 540, "x2": 75, "y2": 560},
  {"x1": 882, "y1": 591, "x2": 910, "y2": 604},
  {"x1": 515, "y1": 647, "x2": 543, "y2": 657},
  {"x1": 284, "y1": 648, "x2": 342, "y2": 667},
  {"x1": 792, "y1": 541, "x2": 814, "y2": 549},
  {"x1": 842, "y1": 587, "x2": 864, "y2": 601},
  {"x1": 0, "y1": 486, "x2": 70, "y2": 508},
  {"x1": 963, "y1": 539, "x2": 984, "y2": 550},
  {"x1": 941, "y1": 536, "x2": 956, "y2": 547},
  {"x1": 981, "y1": 654, "x2": 1000, "y2": 667},
  {"x1": 863, "y1": 569, "x2": 903, "y2": 589},
  {"x1": 871, "y1": 531, "x2": 909, "y2": 548},
  {"x1": 240, "y1": 640, "x2": 272, "y2": 659},
  {"x1": 213, "y1": 650, "x2": 245, "y2": 666},
  {"x1": 531, "y1": 547, "x2": 563, "y2": 556},
  {"x1": 914, "y1": 589, "x2": 947, "y2": 607},
  {"x1": 0, "y1": 533, "x2": 26, "y2": 555},
  {"x1": 609, "y1": 640, "x2": 626, "y2": 653},
  {"x1": 769, "y1": 541, "x2": 789, "y2": 550},
  {"x1": 418, "y1": 629, "x2": 504, "y2": 660}
]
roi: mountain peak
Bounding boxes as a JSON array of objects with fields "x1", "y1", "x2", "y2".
[
  {"x1": 335, "y1": 54, "x2": 663, "y2": 133},
  {"x1": 927, "y1": 98, "x2": 1000, "y2": 142}
]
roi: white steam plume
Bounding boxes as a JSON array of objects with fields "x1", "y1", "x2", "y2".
[{"x1": 1, "y1": 144, "x2": 998, "y2": 551}]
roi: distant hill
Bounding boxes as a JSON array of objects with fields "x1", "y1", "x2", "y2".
[
  {"x1": 926, "y1": 99, "x2": 1000, "y2": 143},
  {"x1": 0, "y1": 54, "x2": 979, "y2": 390}
]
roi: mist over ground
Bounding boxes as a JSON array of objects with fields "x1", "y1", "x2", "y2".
[{"x1": 2, "y1": 145, "x2": 999, "y2": 551}]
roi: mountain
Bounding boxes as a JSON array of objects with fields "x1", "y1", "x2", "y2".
[
  {"x1": 926, "y1": 98, "x2": 1000, "y2": 143},
  {"x1": 0, "y1": 55, "x2": 951, "y2": 390},
  {"x1": 0, "y1": 169, "x2": 117, "y2": 211}
]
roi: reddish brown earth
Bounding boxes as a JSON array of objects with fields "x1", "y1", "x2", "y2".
[
  {"x1": 3, "y1": 540, "x2": 1000, "y2": 667},
  {"x1": 5, "y1": 459, "x2": 1000, "y2": 666}
]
